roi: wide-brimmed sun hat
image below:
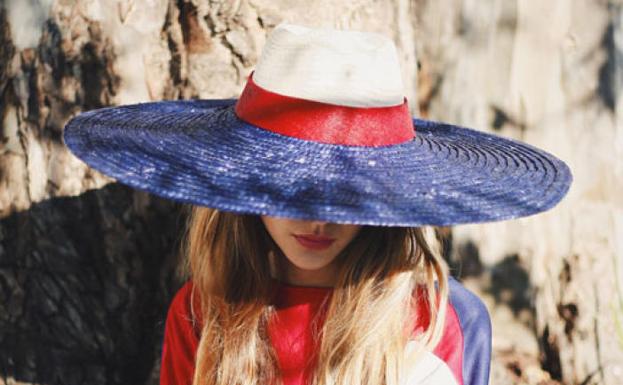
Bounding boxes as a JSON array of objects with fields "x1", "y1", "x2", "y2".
[{"x1": 63, "y1": 23, "x2": 572, "y2": 227}]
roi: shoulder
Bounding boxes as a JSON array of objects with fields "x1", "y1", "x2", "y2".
[
  {"x1": 443, "y1": 276, "x2": 492, "y2": 385},
  {"x1": 165, "y1": 280, "x2": 203, "y2": 338},
  {"x1": 414, "y1": 277, "x2": 491, "y2": 385},
  {"x1": 447, "y1": 277, "x2": 491, "y2": 334},
  {"x1": 160, "y1": 281, "x2": 201, "y2": 383},
  {"x1": 168, "y1": 280, "x2": 194, "y2": 315}
]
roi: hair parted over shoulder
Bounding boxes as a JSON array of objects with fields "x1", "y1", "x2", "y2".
[{"x1": 179, "y1": 205, "x2": 449, "y2": 385}]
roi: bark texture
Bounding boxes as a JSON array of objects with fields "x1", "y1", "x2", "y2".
[
  {"x1": 0, "y1": 0, "x2": 620, "y2": 384},
  {"x1": 415, "y1": 1, "x2": 623, "y2": 384}
]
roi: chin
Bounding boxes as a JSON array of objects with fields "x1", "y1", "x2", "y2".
[
  {"x1": 291, "y1": 258, "x2": 333, "y2": 271},
  {"x1": 287, "y1": 252, "x2": 336, "y2": 271}
]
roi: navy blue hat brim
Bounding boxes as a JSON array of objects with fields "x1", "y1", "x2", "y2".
[{"x1": 63, "y1": 99, "x2": 572, "y2": 226}]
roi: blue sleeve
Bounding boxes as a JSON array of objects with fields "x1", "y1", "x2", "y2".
[{"x1": 448, "y1": 276, "x2": 492, "y2": 385}]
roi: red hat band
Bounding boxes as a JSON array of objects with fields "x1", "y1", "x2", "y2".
[{"x1": 234, "y1": 74, "x2": 415, "y2": 147}]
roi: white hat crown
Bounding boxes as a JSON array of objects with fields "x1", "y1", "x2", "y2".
[{"x1": 252, "y1": 23, "x2": 405, "y2": 108}]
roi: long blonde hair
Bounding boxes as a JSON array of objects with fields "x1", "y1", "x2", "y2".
[{"x1": 179, "y1": 206, "x2": 449, "y2": 385}]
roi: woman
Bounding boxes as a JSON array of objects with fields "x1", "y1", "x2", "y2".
[
  {"x1": 160, "y1": 209, "x2": 492, "y2": 385},
  {"x1": 63, "y1": 23, "x2": 572, "y2": 385}
]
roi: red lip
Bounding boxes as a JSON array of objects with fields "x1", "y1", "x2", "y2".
[{"x1": 293, "y1": 234, "x2": 336, "y2": 250}]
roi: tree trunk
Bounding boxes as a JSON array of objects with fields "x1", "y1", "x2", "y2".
[
  {"x1": 415, "y1": 1, "x2": 623, "y2": 384},
  {"x1": 1, "y1": 1, "x2": 620, "y2": 384},
  {"x1": 0, "y1": 1, "x2": 418, "y2": 384}
]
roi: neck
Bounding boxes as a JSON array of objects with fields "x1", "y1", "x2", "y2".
[
  {"x1": 269, "y1": 250, "x2": 338, "y2": 288},
  {"x1": 282, "y1": 263, "x2": 337, "y2": 288}
]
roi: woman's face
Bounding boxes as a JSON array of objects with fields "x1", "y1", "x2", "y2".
[{"x1": 260, "y1": 215, "x2": 362, "y2": 287}]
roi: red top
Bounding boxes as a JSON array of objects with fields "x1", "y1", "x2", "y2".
[{"x1": 159, "y1": 280, "x2": 463, "y2": 385}]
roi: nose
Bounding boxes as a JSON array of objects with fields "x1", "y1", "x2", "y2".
[{"x1": 310, "y1": 220, "x2": 330, "y2": 235}]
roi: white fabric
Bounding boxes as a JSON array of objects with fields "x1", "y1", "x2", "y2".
[
  {"x1": 253, "y1": 23, "x2": 404, "y2": 108},
  {"x1": 401, "y1": 341, "x2": 459, "y2": 385}
]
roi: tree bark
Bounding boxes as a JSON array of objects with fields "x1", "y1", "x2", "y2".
[
  {"x1": 1, "y1": 1, "x2": 621, "y2": 384},
  {"x1": 0, "y1": 1, "x2": 418, "y2": 384},
  {"x1": 415, "y1": 1, "x2": 623, "y2": 384}
]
